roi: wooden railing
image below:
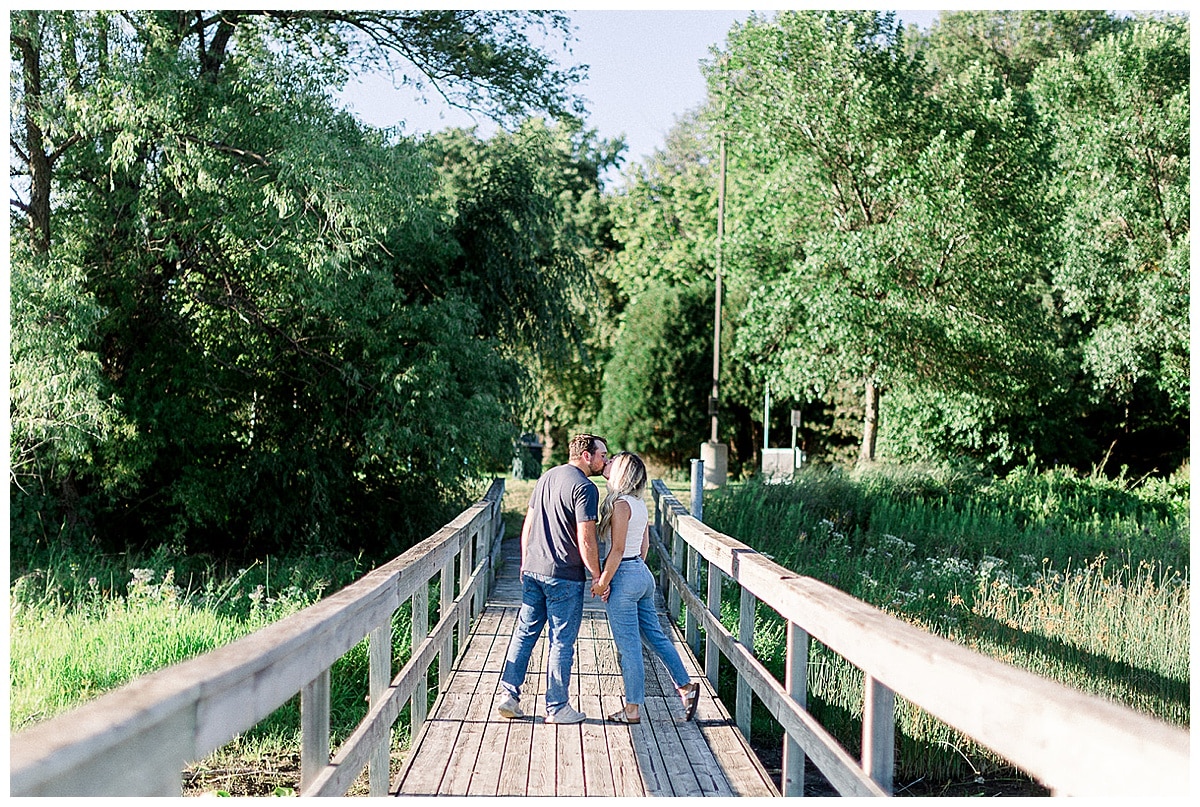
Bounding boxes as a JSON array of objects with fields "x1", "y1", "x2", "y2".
[
  {"x1": 9, "y1": 479, "x2": 506, "y2": 797},
  {"x1": 650, "y1": 480, "x2": 1190, "y2": 797}
]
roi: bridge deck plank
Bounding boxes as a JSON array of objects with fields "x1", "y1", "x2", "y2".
[{"x1": 392, "y1": 534, "x2": 778, "y2": 797}]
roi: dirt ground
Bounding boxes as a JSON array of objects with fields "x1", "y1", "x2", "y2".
[{"x1": 183, "y1": 750, "x2": 410, "y2": 796}]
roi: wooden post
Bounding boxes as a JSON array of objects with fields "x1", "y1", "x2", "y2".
[
  {"x1": 705, "y1": 560, "x2": 722, "y2": 684},
  {"x1": 782, "y1": 621, "x2": 809, "y2": 796},
  {"x1": 666, "y1": 521, "x2": 681, "y2": 621},
  {"x1": 489, "y1": 502, "x2": 502, "y2": 592},
  {"x1": 412, "y1": 583, "x2": 429, "y2": 731},
  {"x1": 736, "y1": 587, "x2": 755, "y2": 740},
  {"x1": 439, "y1": 559, "x2": 455, "y2": 691},
  {"x1": 368, "y1": 621, "x2": 392, "y2": 796},
  {"x1": 686, "y1": 544, "x2": 701, "y2": 654},
  {"x1": 300, "y1": 668, "x2": 331, "y2": 794},
  {"x1": 458, "y1": 536, "x2": 473, "y2": 652},
  {"x1": 471, "y1": 526, "x2": 484, "y2": 620},
  {"x1": 862, "y1": 675, "x2": 895, "y2": 794}
]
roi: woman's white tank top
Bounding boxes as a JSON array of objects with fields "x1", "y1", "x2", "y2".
[{"x1": 618, "y1": 495, "x2": 648, "y2": 558}]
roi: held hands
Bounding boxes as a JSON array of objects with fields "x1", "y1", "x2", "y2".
[{"x1": 591, "y1": 580, "x2": 611, "y2": 602}]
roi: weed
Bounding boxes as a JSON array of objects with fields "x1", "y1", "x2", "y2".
[{"x1": 698, "y1": 464, "x2": 1189, "y2": 785}]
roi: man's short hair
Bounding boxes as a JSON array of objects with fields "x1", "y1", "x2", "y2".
[{"x1": 568, "y1": 433, "x2": 606, "y2": 460}]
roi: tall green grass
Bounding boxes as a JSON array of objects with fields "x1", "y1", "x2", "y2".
[
  {"x1": 8, "y1": 547, "x2": 444, "y2": 793},
  {"x1": 697, "y1": 462, "x2": 1189, "y2": 786}
]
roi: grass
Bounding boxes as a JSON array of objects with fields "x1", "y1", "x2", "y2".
[
  {"x1": 10, "y1": 464, "x2": 1188, "y2": 793},
  {"x1": 8, "y1": 544, "x2": 434, "y2": 795},
  {"x1": 693, "y1": 461, "x2": 1189, "y2": 787}
]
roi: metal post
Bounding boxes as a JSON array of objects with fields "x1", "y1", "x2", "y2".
[
  {"x1": 764, "y1": 383, "x2": 771, "y2": 450},
  {"x1": 690, "y1": 459, "x2": 704, "y2": 521},
  {"x1": 710, "y1": 126, "x2": 726, "y2": 444}
]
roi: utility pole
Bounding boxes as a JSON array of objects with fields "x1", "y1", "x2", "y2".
[
  {"x1": 702, "y1": 65, "x2": 729, "y2": 489},
  {"x1": 710, "y1": 129, "x2": 726, "y2": 445}
]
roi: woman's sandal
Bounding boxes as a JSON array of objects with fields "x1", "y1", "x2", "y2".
[
  {"x1": 681, "y1": 682, "x2": 700, "y2": 721},
  {"x1": 607, "y1": 709, "x2": 641, "y2": 724}
]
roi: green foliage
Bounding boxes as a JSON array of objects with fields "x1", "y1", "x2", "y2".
[
  {"x1": 917, "y1": 10, "x2": 1123, "y2": 89},
  {"x1": 607, "y1": 110, "x2": 719, "y2": 297},
  {"x1": 598, "y1": 9, "x2": 1186, "y2": 474},
  {"x1": 600, "y1": 111, "x2": 764, "y2": 463},
  {"x1": 699, "y1": 464, "x2": 1189, "y2": 783},
  {"x1": 1030, "y1": 16, "x2": 1190, "y2": 416},
  {"x1": 9, "y1": 10, "x2": 591, "y2": 559},
  {"x1": 428, "y1": 118, "x2": 620, "y2": 373},
  {"x1": 713, "y1": 10, "x2": 1063, "y2": 465},
  {"x1": 425, "y1": 117, "x2": 623, "y2": 447},
  {"x1": 707, "y1": 463, "x2": 1188, "y2": 573},
  {"x1": 875, "y1": 379, "x2": 1087, "y2": 469},
  {"x1": 597, "y1": 281, "x2": 713, "y2": 463},
  {"x1": 8, "y1": 548, "x2": 406, "y2": 738},
  {"x1": 8, "y1": 545, "x2": 468, "y2": 797},
  {"x1": 7, "y1": 244, "x2": 132, "y2": 553}
]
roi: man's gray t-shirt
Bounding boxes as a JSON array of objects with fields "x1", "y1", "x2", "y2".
[{"x1": 522, "y1": 463, "x2": 598, "y2": 581}]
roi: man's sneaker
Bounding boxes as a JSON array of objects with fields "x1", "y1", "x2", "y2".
[
  {"x1": 496, "y1": 694, "x2": 525, "y2": 719},
  {"x1": 545, "y1": 705, "x2": 587, "y2": 724}
]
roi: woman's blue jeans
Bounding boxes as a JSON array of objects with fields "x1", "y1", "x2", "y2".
[
  {"x1": 500, "y1": 571, "x2": 585, "y2": 716},
  {"x1": 605, "y1": 557, "x2": 691, "y2": 705}
]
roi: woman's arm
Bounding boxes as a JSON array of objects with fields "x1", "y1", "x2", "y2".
[{"x1": 640, "y1": 523, "x2": 650, "y2": 561}]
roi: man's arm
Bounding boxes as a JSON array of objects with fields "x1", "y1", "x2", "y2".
[
  {"x1": 577, "y1": 519, "x2": 600, "y2": 581},
  {"x1": 519, "y1": 508, "x2": 534, "y2": 571}
]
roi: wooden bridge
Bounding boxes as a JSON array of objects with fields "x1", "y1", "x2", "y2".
[
  {"x1": 10, "y1": 478, "x2": 1190, "y2": 797},
  {"x1": 392, "y1": 533, "x2": 775, "y2": 796}
]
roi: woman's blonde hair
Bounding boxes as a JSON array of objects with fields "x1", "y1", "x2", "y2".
[{"x1": 598, "y1": 452, "x2": 647, "y2": 542}]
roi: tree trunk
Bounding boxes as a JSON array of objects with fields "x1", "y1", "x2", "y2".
[
  {"x1": 13, "y1": 16, "x2": 52, "y2": 255},
  {"x1": 860, "y1": 377, "x2": 879, "y2": 463}
]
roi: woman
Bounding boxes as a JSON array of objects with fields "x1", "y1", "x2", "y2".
[{"x1": 592, "y1": 452, "x2": 700, "y2": 724}]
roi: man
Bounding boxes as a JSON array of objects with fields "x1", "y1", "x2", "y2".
[{"x1": 496, "y1": 433, "x2": 607, "y2": 723}]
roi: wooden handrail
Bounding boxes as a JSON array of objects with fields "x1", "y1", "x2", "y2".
[
  {"x1": 650, "y1": 480, "x2": 1190, "y2": 797},
  {"x1": 9, "y1": 479, "x2": 505, "y2": 797}
]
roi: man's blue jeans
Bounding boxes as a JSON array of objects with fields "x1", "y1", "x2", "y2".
[{"x1": 500, "y1": 572, "x2": 586, "y2": 716}]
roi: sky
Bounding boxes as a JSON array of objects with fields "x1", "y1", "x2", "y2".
[{"x1": 336, "y1": 6, "x2": 942, "y2": 182}]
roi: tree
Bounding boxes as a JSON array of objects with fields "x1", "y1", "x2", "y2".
[
  {"x1": 1030, "y1": 16, "x2": 1189, "y2": 471},
  {"x1": 599, "y1": 111, "x2": 722, "y2": 462},
  {"x1": 425, "y1": 118, "x2": 625, "y2": 459},
  {"x1": 713, "y1": 10, "x2": 931, "y2": 463},
  {"x1": 605, "y1": 107, "x2": 778, "y2": 470},
  {"x1": 607, "y1": 110, "x2": 721, "y2": 297},
  {"x1": 597, "y1": 280, "x2": 713, "y2": 465},
  {"x1": 9, "y1": 10, "x2": 584, "y2": 256},
  {"x1": 714, "y1": 10, "x2": 1062, "y2": 465},
  {"x1": 427, "y1": 118, "x2": 621, "y2": 372},
  {"x1": 9, "y1": 10, "x2": 587, "y2": 556},
  {"x1": 917, "y1": 10, "x2": 1123, "y2": 90}
]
